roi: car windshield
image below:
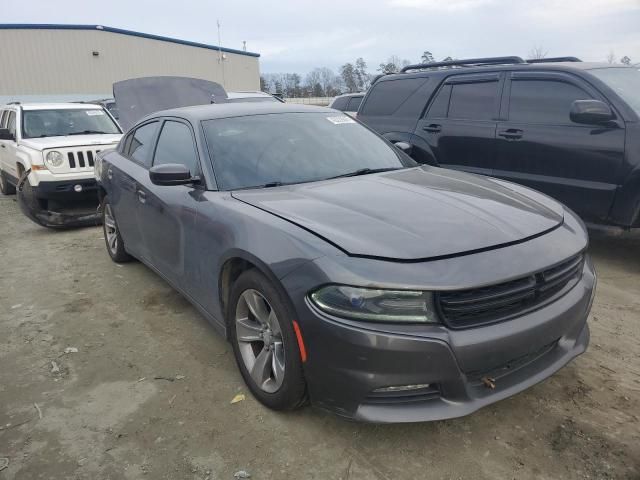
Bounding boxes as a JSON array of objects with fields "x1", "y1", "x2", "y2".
[
  {"x1": 202, "y1": 112, "x2": 414, "y2": 190},
  {"x1": 589, "y1": 67, "x2": 640, "y2": 115},
  {"x1": 22, "y1": 108, "x2": 121, "y2": 138}
]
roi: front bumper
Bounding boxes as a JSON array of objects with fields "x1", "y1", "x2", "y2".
[
  {"x1": 295, "y1": 259, "x2": 595, "y2": 423},
  {"x1": 17, "y1": 171, "x2": 100, "y2": 228}
]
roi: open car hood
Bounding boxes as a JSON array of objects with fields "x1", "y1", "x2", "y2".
[
  {"x1": 113, "y1": 76, "x2": 228, "y2": 130},
  {"x1": 232, "y1": 167, "x2": 565, "y2": 261}
]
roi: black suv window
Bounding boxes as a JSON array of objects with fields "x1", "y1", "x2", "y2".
[
  {"x1": 153, "y1": 121, "x2": 200, "y2": 175},
  {"x1": 426, "y1": 84, "x2": 452, "y2": 118},
  {"x1": 331, "y1": 97, "x2": 349, "y2": 111},
  {"x1": 448, "y1": 81, "x2": 498, "y2": 120},
  {"x1": 346, "y1": 96, "x2": 363, "y2": 111},
  {"x1": 360, "y1": 78, "x2": 426, "y2": 116},
  {"x1": 509, "y1": 79, "x2": 592, "y2": 124},
  {"x1": 127, "y1": 121, "x2": 158, "y2": 166}
]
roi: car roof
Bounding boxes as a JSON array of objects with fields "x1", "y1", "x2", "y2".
[
  {"x1": 226, "y1": 91, "x2": 274, "y2": 99},
  {"x1": 2, "y1": 103, "x2": 105, "y2": 110},
  {"x1": 144, "y1": 102, "x2": 333, "y2": 123},
  {"x1": 377, "y1": 61, "x2": 631, "y2": 83},
  {"x1": 333, "y1": 92, "x2": 365, "y2": 99}
]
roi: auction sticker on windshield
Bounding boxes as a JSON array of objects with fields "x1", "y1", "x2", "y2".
[
  {"x1": 86, "y1": 110, "x2": 105, "y2": 116},
  {"x1": 326, "y1": 116, "x2": 356, "y2": 125}
]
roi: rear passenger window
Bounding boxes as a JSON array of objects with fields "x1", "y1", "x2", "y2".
[
  {"x1": 6, "y1": 112, "x2": 16, "y2": 137},
  {"x1": 360, "y1": 78, "x2": 426, "y2": 116},
  {"x1": 448, "y1": 81, "x2": 498, "y2": 120},
  {"x1": 509, "y1": 79, "x2": 592, "y2": 124},
  {"x1": 0, "y1": 110, "x2": 7, "y2": 128},
  {"x1": 426, "y1": 84, "x2": 451, "y2": 118},
  {"x1": 331, "y1": 97, "x2": 349, "y2": 111},
  {"x1": 153, "y1": 121, "x2": 200, "y2": 175},
  {"x1": 346, "y1": 96, "x2": 363, "y2": 111},
  {"x1": 127, "y1": 121, "x2": 158, "y2": 167}
]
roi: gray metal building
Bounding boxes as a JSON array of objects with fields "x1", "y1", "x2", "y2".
[{"x1": 0, "y1": 24, "x2": 261, "y2": 103}]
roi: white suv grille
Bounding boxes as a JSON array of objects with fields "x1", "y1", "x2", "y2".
[
  {"x1": 43, "y1": 145, "x2": 115, "y2": 174},
  {"x1": 66, "y1": 148, "x2": 102, "y2": 171}
]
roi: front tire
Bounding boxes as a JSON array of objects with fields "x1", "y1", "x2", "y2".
[
  {"x1": 102, "y1": 197, "x2": 132, "y2": 263},
  {"x1": 0, "y1": 171, "x2": 16, "y2": 195},
  {"x1": 229, "y1": 269, "x2": 306, "y2": 410}
]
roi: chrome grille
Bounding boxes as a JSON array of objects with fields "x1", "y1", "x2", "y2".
[{"x1": 437, "y1": 253, "x2": 585, "y2": 329}]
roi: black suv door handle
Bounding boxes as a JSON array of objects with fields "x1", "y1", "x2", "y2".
[
  {"x1": 498, "y1": 128, "x2": 523, "y2": 140},
  {"x1": 137, "y1": 190, "x2": 147, "y2": 204},
  {"x1": 423, "y1": 124, "x2": 442, "y2": 133}
]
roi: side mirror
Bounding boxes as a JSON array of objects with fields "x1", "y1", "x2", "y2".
[
  {"x1": 0, "y1": 128, "x2": 15, "y2": 141},
  {"x1": 570, "y1": 100, "x2": 615, "y2": 125},
  {"x1": 394, "y1": 141, "x2": 413, "y2": 155},
  {"x1": 149, "y1": 163, "x2": 194, "y2": 186}
]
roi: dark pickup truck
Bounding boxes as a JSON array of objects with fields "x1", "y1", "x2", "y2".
[{"x1": 356, "y1": 56, "x2": 640, "y2": 230}]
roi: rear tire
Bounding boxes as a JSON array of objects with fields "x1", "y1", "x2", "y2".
[
  {"x1": 102, "y1": 196, "x2": 133, "y2": 263},
  {"x1": 228, "y1": 269, "x2": 307, "y2": 410},
  {"x1": 0, "y1": 171, "x2": 16, "y2": 195}
]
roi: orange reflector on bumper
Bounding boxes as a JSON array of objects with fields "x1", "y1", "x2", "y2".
[{"x1": 292, "y1": 320, "x2": 307, "y2": 363}]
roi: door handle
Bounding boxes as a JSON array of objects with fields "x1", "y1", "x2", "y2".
[
  {"x1": 498, "y1": 128, "x2": 523, "y2": 140},
  {"x1": 137, "y1": 190, "x2": 146, "y2": 204},
  {"x1": 423, "y1": 124, "x2": 442, "y2": 133},
  {"x1": 107, "y1": 167, "x2": 113, "y2": 179}
]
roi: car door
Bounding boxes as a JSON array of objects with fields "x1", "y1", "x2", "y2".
[
  {"x1": 413, "y1": 73, "x2": 502, "y2": 175},
  {"x1": 109, "y1": 120, "x2": 160, "y2": 259},
  {"x1": 136, "y1": 118, "x2": 203, "y2": 289},
  {"x1": 494, "y1": 71, "x2": 626, "y2": 222},
  {"x1": 0, "y1": 109, "x2": 9, "y2": 175},
  {"x1": 1, "y1": 111, "x2": 20, "y2": 180}
]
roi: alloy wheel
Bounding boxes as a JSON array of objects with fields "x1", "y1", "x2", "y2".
[
  {"x1": 235, "y1": 289, "x2": 286, "y2": 393},
  {"x1": 104, "y1": 204, "x2": 119, "y2": 255}
]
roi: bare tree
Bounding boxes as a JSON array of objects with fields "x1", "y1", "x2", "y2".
[
  {"x1": 528, "y1": 46, "x2": 548, "y2": 60},
  {"x1": 607, "y1": 50, "x2": 616, "y2": 64},
  {"x1": 620, "y1": 55, "x2": 632, "y2": 65},
  {"x1": 378, "y1": 55, "x2": 412, "y2": 74}
]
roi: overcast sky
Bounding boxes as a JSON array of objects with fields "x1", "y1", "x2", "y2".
[{"x1": 5, "y1": 0, "x2": 640, "y2": 75}]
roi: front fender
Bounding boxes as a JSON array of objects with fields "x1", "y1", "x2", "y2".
[{"x1": 607, "y1": 168, "x2": 640, "y2": 227}]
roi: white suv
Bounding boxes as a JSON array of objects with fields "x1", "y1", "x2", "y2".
[{"x1": 0, "y1": 103, "x2": 122, "y2": 227}]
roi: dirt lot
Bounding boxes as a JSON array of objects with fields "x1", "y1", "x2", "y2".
[{"x1": 1, "y1": 195, "x2": 639, "y2": 480}]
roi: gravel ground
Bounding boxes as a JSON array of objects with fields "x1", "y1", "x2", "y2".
[{"x1": 1, "y1": 194, "x2": 639, "y2": 480}]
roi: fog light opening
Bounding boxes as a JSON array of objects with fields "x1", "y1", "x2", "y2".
[{"x1": 373, "y1": 383, "x2": 432, "y2": 393}]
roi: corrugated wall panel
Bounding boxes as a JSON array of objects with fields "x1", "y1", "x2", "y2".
[{"x1": 0, "y1": 28, "x2": 260, "y2": 96}]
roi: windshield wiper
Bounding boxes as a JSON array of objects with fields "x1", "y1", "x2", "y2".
[
  {"x1": 327, "y1": 167, "x2": 402, "y2": 180},
  {"x1": 67, "y1": 130, "x2": 110, "y2": 136}
]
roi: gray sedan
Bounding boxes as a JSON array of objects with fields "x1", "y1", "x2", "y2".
[{"x1": 95, "y1": 103, "x2": 594, "y2": 422}]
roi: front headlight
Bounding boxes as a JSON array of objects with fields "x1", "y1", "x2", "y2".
[
  {"x1": 45, "y1": 151, "x2": 64, "y2": 168},
  {"x1": 310, "y1": 285, "x2": 438, "y2": 323}
]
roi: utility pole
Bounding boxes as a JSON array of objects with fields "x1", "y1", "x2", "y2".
[{"x1": 217, "y1": 19, "x2": 226, "y2": 87}]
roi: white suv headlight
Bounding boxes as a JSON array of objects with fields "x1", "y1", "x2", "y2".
[{"x1": 45, "y1": 151, "x2": 64, "y2": 168}]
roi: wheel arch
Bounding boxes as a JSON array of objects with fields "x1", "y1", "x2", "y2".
[{"x1": 218, "y1": 249, "x2": 295, "y2": 340}]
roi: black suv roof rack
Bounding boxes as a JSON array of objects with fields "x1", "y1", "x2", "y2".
[
  {"x1": 527, "y1": 57, "x2": 582, "y2": 63},
  {"x1": 6, "y1": 101, "x2": 21, "y2": 105},
  {"x1": 401, "y1": 56, "x2": 525, "y2": 73}
]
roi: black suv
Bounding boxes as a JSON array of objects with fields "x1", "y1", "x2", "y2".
[{"x1": 357, "y1": 56, "x2": 640, "y2": 229}]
